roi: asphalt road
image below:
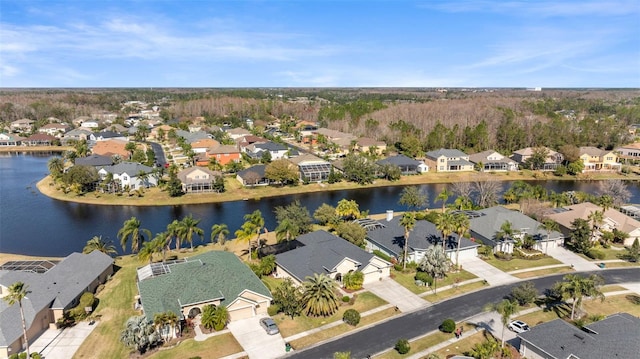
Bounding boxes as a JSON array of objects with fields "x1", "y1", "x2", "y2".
[
  {"x1": 148, "y1": 141, "x2": 167, "y2": 166},
  {"x1": 286, "y1": 268, "x2": 640, "y2": 359}
]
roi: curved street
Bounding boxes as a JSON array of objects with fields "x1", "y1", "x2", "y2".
[{"x1": 285, "y1": 268, "x2": 640, "y2": 359}]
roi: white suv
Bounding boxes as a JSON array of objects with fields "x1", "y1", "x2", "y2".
[{"x1": 507, "y1": 320, "x2": 530, "y2": 333}]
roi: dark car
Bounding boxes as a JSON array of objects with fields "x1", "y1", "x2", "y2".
[{"x1": 260, "y1": 317, "x2": 279, "y2": 335}]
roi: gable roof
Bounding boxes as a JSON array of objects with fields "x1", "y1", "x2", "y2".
[
  {"x1": 288, "y1": 153, "x2": 328, "y2": 166},
  {"x1": 425, "y1": 148, "x2": 469, "y2": 159},
  {"x1": 137, "y1": 251, "x2": 271, "y2": 321},
  {"x1": 177, "y1": 167, "x2": 221, "y2": 183},
  {"x1": 275, "y1": 231, "x2": 388, "y2": 282},
  {"x1": 99, "y1": 162, "x2": 153, "y2": 176},
  {"x1": 546, "y1": 202, "x2": 640, "y2": 234},
  {"x1": 469, "y1": 206, "x2": 564, "y2": 247},
  {"x1": 237, "y1": 164, "x2": 266, "y2": 179},
  {"x1": 518, "y1": 313, "x2": 640, "y2": 359},
  {"x1": 377, "y1": 154, "x2": 421, "y2": 167},
  {"x1": 366, "y1": 217, "x2": 479, "y2": 257},
  {"x1": 208, "y1": 144, "x2": 240, "y2": 155},
  {"x1": 468, "y1": 150, "x2": 513, "y2": 164},
  {"x1": 75, "y1": 154, "x2": 114, "y2": 167},
  {"x1": 91, "y1": 139, "x2": 129, "y2": 157},
  {"x1": 254, "y1": 141, "x2": 288, "y2": 152}
]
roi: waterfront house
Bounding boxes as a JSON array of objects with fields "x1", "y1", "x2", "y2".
[
  {"x1": 546, "y1": 202, "x2": 640, "y2": 246},
  {"x1": 177, "y1": 167, "x2": 223, "y2": 193},
  {"x1": 0, "y1": 133, "x2": 23, "y2": 147},
  {"x1": 74, "y1": 154, "x2": 114, "y2": 167},
  {"x1": 98, "y1": 162, "x2": 157, "y2": 190},
  {"x1": 288, "y1": 153, "x2": 333, "y2": 182},
  {"x1": 21, "y1": 134, "x2": 56, "y2": 147},
  {"x1": 275, "y1": 230, "x2": 391, "y2": 286},
  {"x1": 0, "y1": 251, "x2": 113, "y2": 358},
  {"x1": 511, "y1": 147, "x2": 563, "y2": 171},
  {"x1": 376, "y1": 154, "x2": 427, "y2": 175},
  {"x1": 364, "y1": 212, "x2": 480, "y2": 264},
  {"x1": 467, "y1": 206, "x2": 564, "y2": 253},
  {"x1": 9, "y1": 119, "x2": 34, "y2": 133},
  {"x1": 425, "y1": 149, "x2": 474, "y2": 172},
  {"x1": 578, "y1": 146, "x2": 621, "y2": 172},
  {"x1": 615, "y1": 142, "x2": 640, "y2": 164},
  {"x1": 136, "y1": 251, "x2": 271, "y2": 327},
  {"x1": 468, "y1": 150, "x2": 518, "y2": 172},
  {"x1": 236, "y1": 164, "x2": 270, "y2": 186}
]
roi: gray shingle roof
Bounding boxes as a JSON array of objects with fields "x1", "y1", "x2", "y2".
[
  {"x1": 0, "y1": 251, "x2": 113, "y2": 347},
  {"x1": 425, "y1": 148, "x2": 469, "y2": 159},
  {"x1": 237, "y1": 164, "x2": 266, "y2": 179},
  {"x1": 518, "y1": 313, "x2": 640, "y2": 359},
  {"x1": 254, "y1": 142, "x2": 288, "y2": 152},
  {"x1": 376, "y1": 154, "x2": 421, "y2": 167},
  {"x1": 75, "y1": 154, "x2": 113, "y2": 167},
  {"x1": 99, "y1": 162, "x2": 153, "y2": 176},
  {"x1": 275, "y1": 231, "x2": 378, "y2": 282},
  {"x1": 366, "y1": 217, "x2": 479, "y2": 257}
]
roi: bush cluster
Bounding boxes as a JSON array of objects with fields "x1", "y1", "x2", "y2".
[
  {"x1": 342, "y1": 309, "x2": 361, "y2": 326},
  {"x1": 414, "y1": 271, "x2": 433, "y2": 286},
  {"x1": 440, "y1": 318, "x2": 456, "y2": 333},
  {"x1": 586, "y1": 249, "x2": 606, "y2": 260},
  {"x1": 395, "y1": 339, "x2": 411, "y2": 354},
  {"x1": 494, "y1": 251, "x2": 513, "y2": 260}
]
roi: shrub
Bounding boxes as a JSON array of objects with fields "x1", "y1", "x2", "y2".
[
  {"x1": 30, "y1": 354, "x2": 42, "y2": 359},
  {"x1": 510, "y1": 281, "x2": 538, "y2": 306},
  {"x1": 343, "y1": 271, "x2": 364, "y2": 290},
  {"x1": 342, "y1": 309, "x2": 361, "y2": 326},
  {"x1": 393, "y1": 263, "x2": 403, "y2": 271},
  {"x1": 586, "y1": 249, "x2": 605, "y2": 260},
  {"x1": 68, "y1": 292, "x2": 96, "y2": 320},
  {"x1": 395, "y1": 338, "x2": 411, "y2": 354},
  {"x1": 373, "y1": 250, "x2": 392, "y2": 262},
  {"x1": 494, "y1": 251, "x2": 512, "y2": 260},
  {"x1": 333, "y1": 352, "x2": 351, "y2": 359},
  {"x1": 414, "y1": 271, "x2": 433, "y2": 286},
  {"x1": 440, "y1": 318, "x2": 456, "y2": 333},
  {"x1": 267, "y1": 304, "x2": 280, "y2": 316},
  {"x1": 18, "y1": 353, "x2": 27, "y2": 359},
  {"x1": 342, "y1": 295, "x2": 351, "y2": 303}
]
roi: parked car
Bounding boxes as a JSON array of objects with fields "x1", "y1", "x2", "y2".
[
  {"x1": 508, "y1": 320, "x2": 530, "y2": 333},
  {"x1": 260, "y1": 317, "x2": 280, "y2": 335}
]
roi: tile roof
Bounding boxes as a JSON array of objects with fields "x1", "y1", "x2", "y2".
[{"x1": 137, "y1": 251, "x2": 271, "y2": 321}]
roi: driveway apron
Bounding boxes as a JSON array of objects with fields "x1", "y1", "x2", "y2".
[
  {"x1": 364, "y1": 277, "x2": 429, "y2": 312},
  {"x1": 227, "y1": 314, "x2": 287, "y2": 359},
  {"x1": 546, "y1": 246, "x2": 600, "y2": 272},
  {"x1": 29, "y1": 321, "x2": 98, "y2": 359},
  {"x1": 460, "y1": 256, "x2": 518, "y2": 286}
]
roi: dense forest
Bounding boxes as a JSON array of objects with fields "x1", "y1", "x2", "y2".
[{"x1": 1, "y1": 88, "x2": 639, "y2": 155}]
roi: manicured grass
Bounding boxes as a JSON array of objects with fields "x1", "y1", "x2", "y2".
[
  {"x1": 434, "y1": 331, "x2": 489, "y2": 359},
  {"x1": 289, "y1": 307, "x2": 398, "y2": 349},
  {"x1": 392, "y1": 269, "x2": 478, "y2": 295},
  {"x1": 598, "y1": 261, "x2": 640, "y2": 268},
  {"x1": 274, "y1": 291, "x2": 388, "y2": 337},
  {"x1": 484, "y1": 256, "x2": 562, "y2": 272},
  {"x1": 423, "y1": 281, "x2": 488, "y2": 302},
  {"x1": 511, "y1": 266, "x2": 574, "y2": 279},
  {"x1": 601, "y1": 285, "x2": 631, "y2": 293},
  {"x1": 578, "y1": 245, "x2": 629, "y2": 261},
  {"x1": 147, "y1": 333, "x2": 244, "y2": 359},
  {"x1": 375, "y1": 323, "x2": 476, "y2": 359}
]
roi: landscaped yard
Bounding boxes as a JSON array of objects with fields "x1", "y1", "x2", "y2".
[
  {"x1": 147, "y1": 333, "x2": 243, "y2": 359},
  {"x1": 273, "y1": 291, "x2": 388, "y2": 337},
  {"x1": 423, "y1": 280, "x2": 488, "y2": 302},
  {"x1": 392, "y1": 268, "x2": 478, "y2": 295},
  {"x1": 374, "y1": 322, "x2": 476, "y2": 359},
  {"x1": 578, "y1": 245, "x2": 630, "y2": 261},
  {"x1": 484, "y1": 256, "x2": 563, "y2": 272},
  {"x1": 511, "y1": 266, "x2": 574, "y2": 279}
]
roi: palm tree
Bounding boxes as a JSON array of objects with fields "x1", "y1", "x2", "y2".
[
  {"x1": 452, "y1": 213, "x2": 470, "y2": 268},
  {"x1": 556, "y1": 274, "x2": 605, "y2": 320},
  {"x1": 178, "y1": 214, "x2": 204, "y2": 250},
  {"x1": 238, "y1": 210, "x2": 265, "y2": 258},
  {"x1": 117, "y1": 217, "x2": 152, "y2": 253},
  {"x1": 235, "y1": 221, "x2": 257, "y2": 260},
  {"x1": 166, "y1": 220, "x2": 181, "y2": 251},
  {"x1": 120, "y1": 315, "x2": 162, "y2": 354},
  {"x1": 399, "y1": 212, "x2": 416, "y2": 270},
  {"x1": 2, "y1": 282, "x2": 30, "y2": 357},
  {"x1": 153, "y1": 312, "x2": 170, "y2": 342},
  {"x1": 588, "y1": 210, "x2": 605, "y2": 241},
  {"x1": 138, "y1": 236, "x2": 165, "y2": 263},
  {"x1": 275, "y1": 218, "x2": 299, "y2": 249},
  {"x1": 485, "y1": 299, "x2": 519, "y2": 348},
  {"x1": 419, "y1": 244, "x2": 451, "y2": 294},
  {"x1": 539, "y1": 219, "x2": 559, "y2": 254},
  {"x1": 301, "y1": 274, "x2": 339, "y2": 317},
  {"x1": 496, "y1": 221, "x2": 515, "y2": 250},
  {"x1": 151, "y1": 231, "x2": 171, "y2": 262},
  {"x1": 435, "y1": 211, "x2": 456, "y2": 250},
  {"x1": 83, "y1": 235, "x2": 117, "y2": 256},
  {"x1": 47, "y1": 156, "x2": 65, "y2": 179},
  {"x1": 435, "y1": 188, "x2": 453, "y2": 213},
  {"x1": 210, "y1": 223, "x2": 230, "y2": 245}
]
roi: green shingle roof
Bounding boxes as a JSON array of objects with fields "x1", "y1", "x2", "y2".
[{"x1": 137, "y1": 251, "x2": 271, "y2": 321}]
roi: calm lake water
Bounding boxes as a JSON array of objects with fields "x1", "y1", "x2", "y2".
[{"x1": 2, "y1": 153, "x2": 640, "y2": 257}]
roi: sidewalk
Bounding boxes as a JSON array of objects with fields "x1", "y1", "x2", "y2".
[{"x1": 459, "y1": 256, "x2": 519, "y2": 285}]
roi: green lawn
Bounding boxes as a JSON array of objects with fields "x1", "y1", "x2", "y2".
[
  {"x1": 484, "y1": 256, "x2": 562, "y2": 272},
  {"x1": 392, "y1": 269, "x2": 478, "y2": 295},
  {"x1": 375, "y1": 322, "x2": 476, "y2": 359},
  {"x1": 578, "y1": 245, "x2": 630, "y2": 261},
  {"x1": 511, "y1": 266, "x2": 574, "y2": 279},
  {"x1": 147, "y1": 333, "x2": 244, "y2": 359},
  {"x1": 423, "y1": 281, "x2": 488, "y2": 302},
  {"x1": 274, "y1": 291, "x2": 388, "y2": 337}
]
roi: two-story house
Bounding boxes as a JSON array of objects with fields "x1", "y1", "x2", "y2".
[
  {"x1": 511, "y1": 146, "x2": 564, "y2": 171},
  {"x1": 97, "y1": 162, "x2": 157, "y2": 191},
  {"x1": 578, "y1": 146, "x2": 621, "y2": 172},
  {"x1": 10, "y1": 119, "x2": 35, "y2": 133},
  {"x1": 38, "y1": 123, "x2": 70, "y2": 138},
  {"x1": 468, "y1": 150, "x2": 518, "y2": 172},
  {"x1": 615, "y1": 142, "x2": 640, "y2": 164},
  {"x1": 177, "y1": 167, "x2": 223, "y2": 193},
  {"x1": 425, "y1": 149, "x2": 474, "y2": 172}
]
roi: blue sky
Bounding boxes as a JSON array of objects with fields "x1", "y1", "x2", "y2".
[{"x1": 1, "y1": 0, "x2": 639, "y2": 88}]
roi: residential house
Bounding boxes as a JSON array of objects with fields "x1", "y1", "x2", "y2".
[
  {"x1": 74, "y1": 154, "x2": 113, "y2": 167},
  {"x1": 149, "y1": 125, "x2": 174, "y2": 140},
  {"x1": 546, "y1": 202, "x2": 640, "y2": 246},
  {"x1": 468, "y1": 150, "x2": 518, "y2": 172},
  {"x1": 275, "y1": 230, "x2": 391, "y2": 286},
  {"x1": 61, "y1": 128, "x2": 92, "y2": 145},
  {"x1": 89, "y1": 131, "x2": 127, "y2": 142},
  {"x1": 191, "y1": 138, "x2": 220, "y2": 154},
  {"x1": 578, "y1": 146, "x2": 621, "y2": 172},
  {"x1": 354, "y1": 137, "x2": 387, "y2": 155},
  {"x1": 0, "y1": 133, "x2": 23, "y2": 147},
  {"x1": 364, "y1": 212, "x2": 480, "y2": 264},
  {"x1": 236, "y1": 164, "x2": 270, "y2": 186},
  {"x1": 98, "y1": 162, "x2": 157, "y2": 190},
  {"x1": 376, "y1": 154, "x2": 428, "y2": 175},
  {"x1": 80, "y1": 120, "x2": 100, "y2": 129},
  {"x1": 21, "y1": 134, "x2": 56, "y2": 146},
  {"x1": 245, "y1": 141, "x2": 289, "y2": 161},
  {"x1": 467, "y1": 206, "x2": 564, "y2": 253},
  {"x1": 511, "y1": 147, "x2": 563, "y2": 171},
  {"x1": 104, "y1": 124, "x2": 128, "y2": 134},
  {"x1": 177, "y1": 167, "x2": 223, "y2": 193},
  {"x1": 176, "y1": 130, "x2": 210, "y2": 144},
  {"x1": 615, "y1": 142, "x2": 640, "y2": 164},
  {"x1": 136, "y1": 251, "x2": 272, "y2": 326},
  {"x1": 0, "y1": 251, "x2": 113, "y2": 358},
  {"x1": 9, "y1": 119, "x2": 34, "y2": 133},
  {"x1": 207, "y1": 144, "x2": 242, "y2": 166},
  {"x1": 38, "y1": 123, "x2": 70, "y2": 138},
  {"x1": 518, "y1": 313, "x2": 640, "y2": 359},
  {"x1": 91, "y1": 139, "x2": 130, "y2": 158},
  {"x1": 225, "y1": 127, "x2": 252, "y2": 140},
  {"x1": 288, "y1": 153, "x2": 333, "y2": 182},
  {"x1": 425, "y1": 149, "x2": 474, "y2": 172},
  {"x1": 72, "y1": 116, "x2": 92, "y2": 127}
]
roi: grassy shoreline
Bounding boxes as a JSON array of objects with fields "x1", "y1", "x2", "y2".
[{"x1": 36, "y1": 169, "x2": 639, "y2": 207}]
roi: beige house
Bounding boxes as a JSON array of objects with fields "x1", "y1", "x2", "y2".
[
  {"x1": 0, "y1": 251, "x2": 113, "y2": 358},
  {"x1": 177, "y1": 167, "x2": 223, "y2": 193},
  {"x1": 425, "y1": 149, "x2": 474, "y2": 172},
  {"x1": 9, "y1": 119, "x2": 34, "y2": 133},
  {"x1": 546, "y1": 202, "x2": 640, "y2": 246},
  {"x1": 354, "y1": 137, "x2": 387, "y2": 155},
  {"x1": 578, "y1": 146, "x2": 621, "y2": 172},
  {"x1": 511, "y1": 147, "x2": 563, "y2": 171}
]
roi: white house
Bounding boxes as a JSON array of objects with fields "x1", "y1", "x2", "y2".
[{"x1": 98, "y1": 162, "x2": 157, "y2": 191}]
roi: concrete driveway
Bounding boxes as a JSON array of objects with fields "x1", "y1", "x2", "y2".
[
  {"x1": 364, "y1": 277, "x2": 429, "y2": 312},
  {"x1": 460, "y1": 256, "x2": 518, "y2": 285},
  {"x1": 29, "y1": 321, "x2": 98, "y2": 359},
  {"x1": 546, "y1": 246, "x2": 600, "y2": 271},
  {"x1": 227, "y1": 314, "x2": 287, "y2": 359}
]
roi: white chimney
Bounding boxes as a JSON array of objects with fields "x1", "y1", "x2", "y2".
[{"x1": 386, "y1": 210, "x2": 394, "y2": 222}]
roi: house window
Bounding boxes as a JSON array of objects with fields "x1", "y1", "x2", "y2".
[{"x1": 439, "y1": 159, "x2": 444, "y2": 163}]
